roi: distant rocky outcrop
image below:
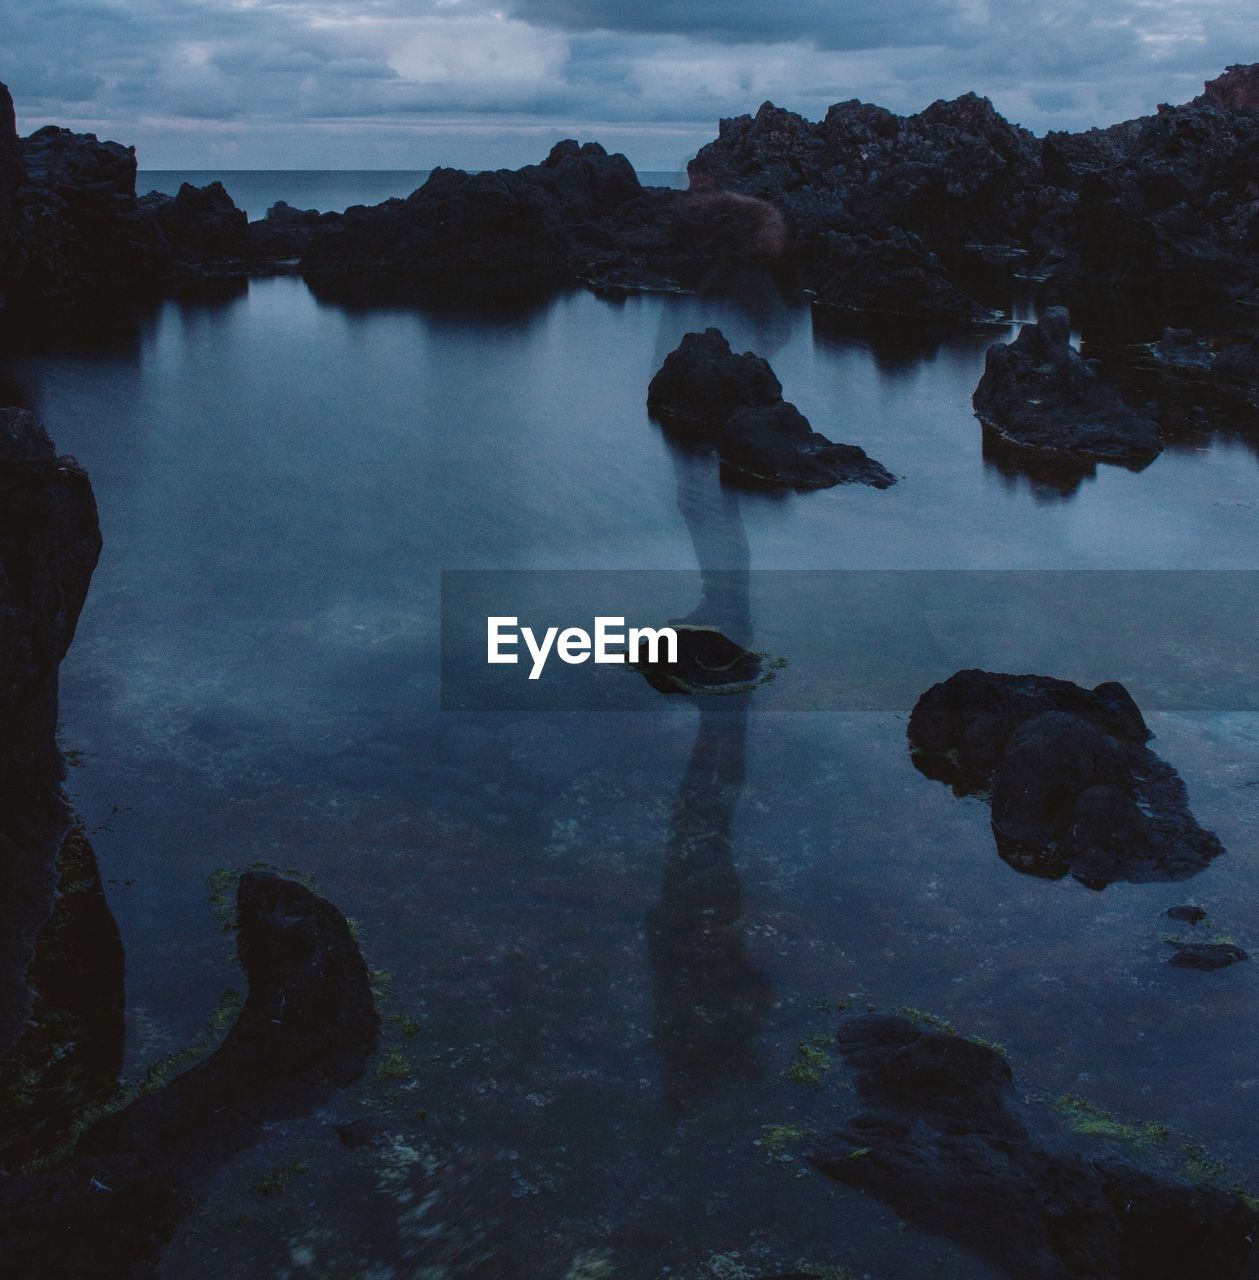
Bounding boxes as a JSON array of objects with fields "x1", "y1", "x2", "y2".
[
  {"x1": 648, "y1": 328, "x2": 895, "y2": 490},
  {"x1": 812, "y1": 1013, "x2": 1258, "y2": 1279},
  {"x1": 0, "y1": 407, "x2": 102, "y2": 1062},
  {"x1": 139, "y1": 180, "x2": 247, "y2": 258},
  {"x1": 302, "y1": 139, "x2": 645, "y2": 292},
  {"x1": 974, "y1": 308, "x2": 1162, "y2": 465},
  {"x1": 908, "y1": 669, "x2": 1224, "y2": 886}
]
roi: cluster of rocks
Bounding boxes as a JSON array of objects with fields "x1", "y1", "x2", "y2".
[
  {"x1": 647, "y1": 327, "x2": 895, "y2": 490},
  {"x1": 908, "y1": 669, "x2": 1224, "y2": 886},
  {"x1": 0, "y1": 406, "x2": 379, "y2": 1277},
  {"x1": 812, "y1": 1013, "x2": 1258, "y2": 1279}
]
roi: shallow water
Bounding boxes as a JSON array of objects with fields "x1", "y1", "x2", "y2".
[{"x1": 5, "y1": 266, "x2": 1259, "y2": 1278}]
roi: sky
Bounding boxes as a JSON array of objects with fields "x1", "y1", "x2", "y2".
[{"x1": 0, "y1": 0, "x2": 1255, "y2": 171}]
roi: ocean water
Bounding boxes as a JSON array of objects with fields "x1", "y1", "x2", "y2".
[
  {"x1": 138, "y1": 168, "x2": 690, "y2": 220},
  {"x1": 4, "y1": 180, "x2": 1259, "y2": 1277}
]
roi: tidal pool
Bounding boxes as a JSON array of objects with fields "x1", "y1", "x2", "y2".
[{"x1": 5, "y1": 267, "x2": 1259, "y2": 1277}]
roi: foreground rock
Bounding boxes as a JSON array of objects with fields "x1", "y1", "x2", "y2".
[
  {"x1": 648, "y1": 328, "x2": 895, "y2": 490},
  {"x1": 0, "y1": 870, "x2": 379, "y2": 1278},
  {"x1": 908, "y1": 670, "x2": 1224, "y2": 886},
  {"x1": 812, "y1": 1014, "x2": 1257, "y2": 1279},
  {"x1": 0, "y1": 408, "x2": 102, "y2": 1058},
  {"x1": 0, "y1": 84, "x2": 252, "y2": 318},
  {"x1": 974, "y1": 309, "x2": 1162, "y2": 465},
  {"x1": 1166, "y1": 941, "x2": 1248, "y2": 971}
]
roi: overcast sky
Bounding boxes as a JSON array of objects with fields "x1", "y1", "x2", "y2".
[{"x1": 1, "y1": 0, "x2": 1254, "y2": 171}]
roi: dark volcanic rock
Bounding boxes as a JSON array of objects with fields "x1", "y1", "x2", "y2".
[
  {"x1": 692, "y1": 93, "x2": 1043, "y2": 252},
  {"x1": 1166, "y1": 941, "x2": 1248, "y2": 971},
  {"x1": 908, "y1": 669, "x2": 1223, "y2": 886},
  {"x1": 974, "y1": 308, "x2": 1162, "y2": 465},
  {"x1": 0, "y1": 83, "x2": 22, "y2": 290},
  {"x1": 0, "y1": 407, "x2": 102, "y2": 1059},
  {"x1": 0, "y1": 871, "x2": 379, "y2": 1278},
  {"x1": 0, "y1": 824, "x2": 123, "y2": 1168},
  {"x1": 1166, "y1": 904, "x2": 1207, "y2": 924},
  {"x1": 1211, "y1": 337, "x2": 1259, "y2": 410},
  {"x1": 1151, "y1": 327, "x2": 1216, "y2": 372},
  {"x1": 1200, "y1": 64, "x2": 1259, "y2": 111},
  {"x1": 246, "y1": 200, "x2": 341, "y2": 259},
  {"x1": 813, "y1": 1013, "x2": 1258, "y2": 1280},
  {"x1": 648, "y1": 328, "x2": 895, "y2": 490},
  {"x1": 0, "y1": 408, "x2": 101, "y2": 778},
  {"x1": 302, "y1": 139, "x2": 641, "y2": 292},
  {"x1": 12, "y1": 125, "x2": 168, "y2": 311},
  {"x1": 139, "y1": 181, "x2": 247, "y2": 258},
  {"x1": 635, "y1": 625, "x2": 764, "y2": 695},
  {"x1": 813, "y1": 229, "x2": 990, "y2": 322},
  {"x1": 647, "y1": 326, "x2": 782, "y2": 433}
]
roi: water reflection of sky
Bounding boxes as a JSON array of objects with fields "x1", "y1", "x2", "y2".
[{"x1": 5, "y1": 274, "x2": 1258, "y2": 1278}]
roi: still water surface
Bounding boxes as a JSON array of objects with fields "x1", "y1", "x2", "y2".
[{"x1": 5, "y1": 245, "x2": 1259, "y2": 1277}]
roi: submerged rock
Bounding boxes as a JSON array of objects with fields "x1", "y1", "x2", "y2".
[
  {"x1": 648, "y1": 328, "x2": 895, "y2": 490},
  {"x1": 0, "y1": 871, "x2": 379, "y2": 1278},
  {"x1": 908, "y1": 670, "x2": 1223, "y2": 886},
  {"x1": 812, "y1": 1013, "x2": 1258, "y2": 1280},
  {"x1": 1167, "y1": 941, "x2": 1248, "y2": 971},
  {"x1": 1166, "y1": 904, "x2": 1207, "y2": 924},
  {"x1": 973, "y1": 309, "x2": 1162, "y2": 466}
]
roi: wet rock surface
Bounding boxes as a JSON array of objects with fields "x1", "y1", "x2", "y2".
[
  {"x1": 648, "y1": 328, "x2": 895, "y2": 490},
  {"x1": 0, "y1": 406, "x2": 102, "y2": 1056},
  {"x1": 812, "y1": 1014, "x2": 1259, "y2": 1280},
  {"x1": 0, "y1": 872, "x2": 380, "y2": 1278},
  {"x1": 813, "y1": 228, "x2": 990, "y2": 322},
  {"x1": 973, "y1": 308, "x2": 1162, "y2": 465},
  {"x1": 1166, "y1": 941, "x2": 1248, "y2": 971},
  {"x1": 908, "y1": 670, "x2": 1224, "y2": 885}
]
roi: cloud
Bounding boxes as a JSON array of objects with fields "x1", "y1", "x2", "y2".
[{"x1": 0, "y1": 0, "x2": 1253, "y2": 168}]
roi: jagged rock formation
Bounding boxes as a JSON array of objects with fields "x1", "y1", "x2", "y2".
[
  {"x1": 973, "y1": 308, "x2": 1163, "y2": 465},
  {"x1": 648, "y1": 328, "x2": 895, "y2": 489},
  {"x1": 812, "y1": 1014, "x2": 1258, "y2": 1279},
  {"x1": 813, "y1": 228, "x2": 990, "y2": 321},
  {"x1": 908, "y1": 670, "x2": 1224, "y2": 886},
  {"x1": 0, "y1": 407, "x2": 102, "y2": 1059},
  {"x1": 1211, "y1": 336, "x2": 1259, "y2": 411},
  {"x1": 302, "y1": 139, "x2": 645, "y2": 292},
  {"x1": 0, "y1": 871, "x2": 379, "y2": 1279},
  {"x1": 138, "y1": 181, "x2": 247, "y2": 258}
]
